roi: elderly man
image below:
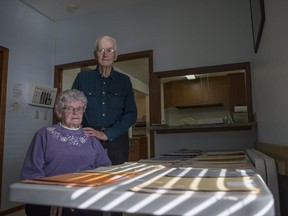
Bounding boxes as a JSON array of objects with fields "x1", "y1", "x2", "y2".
[{"x1": 72, "y1": 35, "x2": 137, "y2": 166}]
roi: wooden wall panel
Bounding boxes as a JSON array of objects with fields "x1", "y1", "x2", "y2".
[{"x1": 256, "y1": 142, "x2": 288, "y2": 175}]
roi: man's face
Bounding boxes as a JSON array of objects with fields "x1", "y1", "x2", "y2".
[{"x1": 94, "y1": 39, "x2": 118, "y2": 67}]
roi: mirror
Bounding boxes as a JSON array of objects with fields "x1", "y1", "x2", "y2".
[{"x1": 149, "y1": 62, "x2": 253, "y2": 128}]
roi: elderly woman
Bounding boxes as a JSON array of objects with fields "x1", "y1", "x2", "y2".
[{"x1": 21, "y1": 89, "x2": 111, "y2": 216}]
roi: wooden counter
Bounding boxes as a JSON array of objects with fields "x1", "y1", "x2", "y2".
[
  {"x1": 149, "y1": 122, "x2": 256, "y2": 134},
  {"x1": 128, "y1": 136, "x2": 148, "y2": 162}
]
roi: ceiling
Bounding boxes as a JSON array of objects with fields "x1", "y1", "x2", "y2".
[{"x1": 20, "y1": 0, "x2": 148, "y2": 22}]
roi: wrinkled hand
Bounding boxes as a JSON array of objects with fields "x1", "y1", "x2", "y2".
[
  {"x1": 50, "y1": 206, "x2": 63, "y2": 216},
  {"x1": 83, "y1": 127, "x2": 108, "y2": 141}
]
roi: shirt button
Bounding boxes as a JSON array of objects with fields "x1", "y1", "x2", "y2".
[
  {"x1": 102, "y1": 114, "x2": 105, "y2": 116},
  {"x1": 102, "y1": 102, "x2": 105, "y2": 105},
  {"x1": 102, "y1": 91, "x2": 105, "y2": 94}
]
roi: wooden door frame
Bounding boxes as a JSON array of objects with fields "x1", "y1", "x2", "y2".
[
  {"x1": 0, "y1": 46, "x2": 9, "y2": 207},
  {"x1": 54, "y1": 50, "x2": 158, "y2": 157},
  {"x1": 155, "y1": 62, "x2": 253, "y2": 123}
]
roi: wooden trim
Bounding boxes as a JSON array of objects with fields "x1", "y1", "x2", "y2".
[
  {"x1": 156, "y1": 62, "x2": 250, "y2": 77},
  {"x1": 54, "y1": 50, "x2": 154, "y2": 158},
  {"x1": 155, "y1": 62, "x2": 254, "y2": 122},
  {"x1": 149, "y1": 131, "x2": 155, "y2": 158},
  {"x1": 149, "y1": 65, "x2": 161, "y2": 124},
  {"x1": 256, "y1": 141, "x2": 288, "y2": 175},
  {"x1": 0, "y1": 204, "x2": 25, "y2": 215},
  {"x1": 0, "y1": 46, "x2": 8, "y2": 208},
  {"x1": 152, "y1": 123, "x2": 254, "y2": 134}
]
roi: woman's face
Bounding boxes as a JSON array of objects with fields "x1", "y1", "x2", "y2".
[{"x1": 58, "y1": 101, "x2": 85, "y2": 128}]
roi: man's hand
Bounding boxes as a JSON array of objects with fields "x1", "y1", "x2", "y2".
[{"x1": 83, "y1": 127, "x2": 108, "y2": 141}]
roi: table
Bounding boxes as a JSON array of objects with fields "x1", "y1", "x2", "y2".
[{"x1": 9, "y1": 159, "x2": 275, "y2": 215}]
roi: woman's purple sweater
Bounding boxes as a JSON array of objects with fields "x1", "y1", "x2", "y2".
[{"x1": 21, "y1": 123, "x2": 111, "y2": 180}]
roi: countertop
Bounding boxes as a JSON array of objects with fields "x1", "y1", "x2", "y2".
[{"x1": 149, "y1": 122, "x2": 256, "y2": 134}]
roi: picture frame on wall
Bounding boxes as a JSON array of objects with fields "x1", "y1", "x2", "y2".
[{"x1": 250, "y1": 0, "x2": 265, "y2": 53}]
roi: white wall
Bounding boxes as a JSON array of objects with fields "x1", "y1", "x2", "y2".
[
  {"x1": 250, "y1": 1, "x2": 288, "y2": 214},
  {"x1": 155, "y1": 126, "x2": 258, "y2": 156},
  {"x1": 54, "y1": 0, "x2": 252, "y2": 71},
  {"x1": 251, "y1": 0, "x2": 288, "y2": 146},
  {"x1": 0, "y1": 0, "x2": 55, "y2": 211}
]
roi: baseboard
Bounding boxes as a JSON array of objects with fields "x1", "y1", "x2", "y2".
[{"x1": 0, "y1": 204, "x2": 25, "y2": 216}]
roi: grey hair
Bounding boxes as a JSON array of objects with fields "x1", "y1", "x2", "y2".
[
  {"x1": 55, "y1": 89, "x2": 87, "y2": 111},
  {"x1": 94, "y1": 35, "x2": 117, "y2": 51}
]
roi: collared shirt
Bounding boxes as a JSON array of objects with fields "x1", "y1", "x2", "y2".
[{"x1": 72, "y1": 67, "x2": 137, "y2": 141}]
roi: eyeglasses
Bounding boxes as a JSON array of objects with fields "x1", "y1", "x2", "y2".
[
  {"x1": 96, "y1": 48, "x2": 116, "y2": 54},
  {"x1": 62, "y1": 106, "x2": 85, "y2": 114}
]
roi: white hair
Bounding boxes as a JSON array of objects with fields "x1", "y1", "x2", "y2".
[{"x1": 94, "y1": 35, "x2": 117, "y2": 51}]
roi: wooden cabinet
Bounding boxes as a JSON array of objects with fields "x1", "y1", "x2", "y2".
[
  {"x1": 164, "y1": 76, "x2": 229, "y2": 108},
  {"x1": 128, "y1": 136, "x2": 148, "y2": 162},
  {"x1": 139, "y1": 136, "x2": 148, "y2": 159},
  {"x1": 128, "y1": 139, "x2": 140, "y2": 162},
  {"x1": 228, "y1": 73, "x2": 248, "y2": 123},
  {"x1": 228, "y1": 73, "x2": 247, "y2": 112},
  {"x1": 164, "y1": 74, "x2": 247, "y2": 111}
]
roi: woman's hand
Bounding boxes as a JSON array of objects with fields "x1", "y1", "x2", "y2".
[{"x1": 83, "y1": 127, "x2": 108, "y2": 141}]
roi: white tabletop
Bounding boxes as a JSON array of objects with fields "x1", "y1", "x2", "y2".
[{"x1": 9, "y1": 163, "x2": 275, "y2": 216}]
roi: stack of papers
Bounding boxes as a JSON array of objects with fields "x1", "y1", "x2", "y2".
[
  {"x1": 205, "y1": 150, "x2": 246, "y2": 156},
  {"x1": 92, "y1": 162, "x2": 164, "y2": 174},
  {"x1": 160, "y1": 148, "x2": 202, "y2": 158},
  {"x1": 183, "y1": 150, "x2": 252, "y2": 169},
  {"x1": 137, "y1": 158, "x2": 186, "y2": 166},
  {"x1": 166, "y1": 167, "x2": 256, "y2": 178},
  {"x1": 22, "y1": 162, "x2": 164, "y2": 187},
  {"x1": 22, "y1": 172, "x2": 135, "y2": 187},
  {"x1": 130, "y1": 167, "x2": 259, "y2": 194}
]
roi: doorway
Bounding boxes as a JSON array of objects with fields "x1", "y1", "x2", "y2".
[{"x1": 54, "y1": 50, "x2": 154, "y2": 158}]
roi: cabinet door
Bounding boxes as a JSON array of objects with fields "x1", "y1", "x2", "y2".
[
  {"x1": 128, "y1": 139, "x2": 140, "y2": 162},
  {"x1": 139, "y1": 136, "x2": 148, "y2": 159},
  {"x1": 164, "y1": 76, "x2": 229, "y2": 108},
  {"x1": 229, "y1": 73, "x2": 247, "y2": 113}
]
